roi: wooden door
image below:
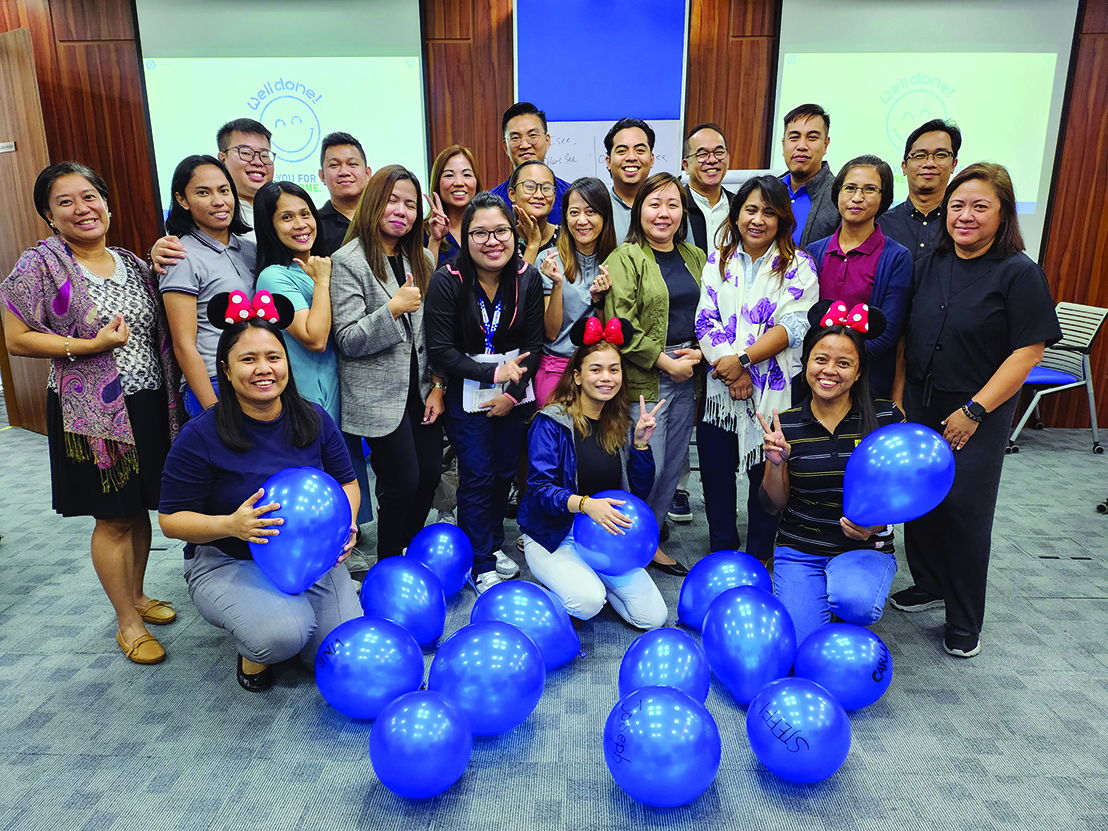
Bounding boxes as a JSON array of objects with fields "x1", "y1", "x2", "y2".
[{"x1": 0, "y1": 28, "x2": 51, "y2": 434}]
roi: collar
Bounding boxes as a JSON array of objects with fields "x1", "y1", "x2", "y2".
[
  {"x1": 610, "y1": 187, "x2": 632, "y2": 210},
  {"x1": 188, "y1": 228, "x2": 240, "y2": 254},
  {"x1": 906, "y1": 199, "x2": 942, "y2": 222},
  {"x1": 798, "y1": 396, "x2": 861, "y2": 428},
  {"x1": 687, "y1": 185, "x2": 727, "y2": 211},
  {"x1": 829, "y1": 224, "x2": 885, "y2": 257}
]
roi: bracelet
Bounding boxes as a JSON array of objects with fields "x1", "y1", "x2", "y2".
[
  {"x1": 633, "y1": 442, "x2": 650, "y2": 450},
  {"x1": 64, "y1": 338, "x2": 76, "y2": 362},
  {"x1": 432, "y1": 381, "x2": 447, "y2": 391},
  {"x1": 961, "y1": 402, "x2": 985, "y2": 423},
  {"x1": 579, "y1": 495, "x2": 589, "y2": 514}
]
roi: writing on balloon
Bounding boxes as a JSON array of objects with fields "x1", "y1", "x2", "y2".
[
  {"x1": 871, "y1": 643, "x2": 890, "y2": 683},
  {"x1": 757, "y1": 703, "x2": 810, "y2": 753},
  {"x1": 318, "y1": 637, "x2": 344, "y2": 666},
  {"x1": 609, "y1": 697, "x2": 641, "y2": 765}
]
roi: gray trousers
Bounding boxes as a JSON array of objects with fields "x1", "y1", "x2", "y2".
[{"x1": 184, "y1": 544, "x2": 362, "y2": 665}]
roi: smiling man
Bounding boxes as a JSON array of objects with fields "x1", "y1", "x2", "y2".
[
  {"x1": 216, "y1": 118, "x2": 275, "y2": 234},
  {"x1": 778, "y1": 103, "x2": 839, "y2": 247},
  {"x1": 316, "y1": 132, "x2": 372, "y2": 255},
  {"x1": 878, "y1": 119, "x2": 961, "y2": 258},
  {"x1": 605, "y1": 117, "x2": 656, "y2": 243},
  {"x1": 681, "y1": 122, "x2": 733, "y2": 254},
  {"x1": 489, "y1": 102, "x2": 571, "y2": 218}
]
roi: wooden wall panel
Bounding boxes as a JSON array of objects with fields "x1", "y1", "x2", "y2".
[
  {"x1": 49, "y1": 0, "x2": 133, "y2": 41},
  {"x1": 686, "y1": 0, "x2": 780, "y2": 169},
  {"x1": 1039, "y1": 0, "x2": 1108, "y2": 429}
]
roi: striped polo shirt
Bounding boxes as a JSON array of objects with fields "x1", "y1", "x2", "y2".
[{"x1": 776, "y1": 398, "x2": 905, "y2": 556}]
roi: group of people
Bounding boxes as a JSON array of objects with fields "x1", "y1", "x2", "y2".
[{"x1": 1, "y1": 100, "x2": 1060, "y2": 690}]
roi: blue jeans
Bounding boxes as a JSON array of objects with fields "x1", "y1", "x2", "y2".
[
  {"x1": 182, "y1": 375, "x2": 220, "y2": 418},
  {"x1": 772, "y1": 546, "x2": 897, "y2": 644},
  {"x1": 341, "y1": 432, "x2": 374, "y2": 525},
  {"x1": 443, "y1": 386, "x2": 531, "y2": 576}
]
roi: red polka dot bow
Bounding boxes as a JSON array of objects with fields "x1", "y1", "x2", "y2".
[
  {"x1": 224, "y1": 291, "x2": 281, "y2": 325},
  {"x1": 583, "y1": 316, "x2": 626, "y2": 346},
  {"x1": 820, "y1": 301, "x2": 870, "y2": 334}
]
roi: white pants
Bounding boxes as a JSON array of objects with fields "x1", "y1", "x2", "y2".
[{"x1": 522, "y1": 530, "x2": 668, "y2": 630}]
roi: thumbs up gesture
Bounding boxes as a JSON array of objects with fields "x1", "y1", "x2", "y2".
[{"x1": 388, "y1": 273, "x2": 423, "y2": 318}]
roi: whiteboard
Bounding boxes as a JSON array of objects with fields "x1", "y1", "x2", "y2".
[{"x1": 544, "y1": 119, "x2": 684, "y2": 184}]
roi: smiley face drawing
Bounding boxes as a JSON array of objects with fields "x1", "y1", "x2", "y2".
[
  {"x1": 885, "y1": 90, "x2": 948, "y2": 152},
  {"x1": 261, "y1": 95, "x2": 321, "y2": 164}
]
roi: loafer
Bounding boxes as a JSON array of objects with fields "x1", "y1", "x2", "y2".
[
  {"x1": 135, "y1": 598, "x2": 177, "y2": 625},
  {"x1": 648, "y1": 558, "x2": 689, "y2": 577},
  {"x1": 116, "y1": 629, "x2": 165, "y2": 665},
  {"x1": 237, "y1": 655, "x2": 275, "y2": 692}
]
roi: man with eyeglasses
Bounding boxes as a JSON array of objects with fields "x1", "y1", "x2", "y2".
[
  {"x1": 778, "y1": 103, "x2": 839, "y2": 247},
  {"x1": 878, "y1": 119, "x2": 961, "y2": 258},
  {"x1": 681, "y1": 123, "x2": 733, "y2": 254},
  {"x1": 489, "y1": 102, "x2": 571, "y2": 218}
]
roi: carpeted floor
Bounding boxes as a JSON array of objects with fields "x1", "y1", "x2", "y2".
[{"x1": 1, "y1": 393, "x2": 1106, "y2": 831}]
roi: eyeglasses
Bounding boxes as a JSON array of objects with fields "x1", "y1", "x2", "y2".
[
  {"x1": 224, "y1": 145, "x2": 275, "y2": 165},
  {"x1": 905, "y1": 150, "x2": 954, "y2": 162},
  {"x1": 841, "y1": 184, "x2": 882, "y2": 197},
  {"x1": 687, "y1": 147, "x2": 728, "y2": 163},
  {"x1": 507, "y1": 131, "x2": 545, "y2": 147},
  {"x1": 468, "y1": 226, "x2": 514, "y2": 244},
  {"x1": 514, "y1": 180, "x2": 555, "y2": 197}
]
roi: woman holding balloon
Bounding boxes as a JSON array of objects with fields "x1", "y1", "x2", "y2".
[
  {"x1": 758, "y1": 301, "x2": 904, "y2": 643},
  {"x1": 893, "y1": 163, "x2": 1061, "y2": 658},
  {"x1": 518, "y1": 315, "x2": 668, "y2": 629},
  {"x1": 159, "y1": 293, "x2": 361, "y2": 692}
]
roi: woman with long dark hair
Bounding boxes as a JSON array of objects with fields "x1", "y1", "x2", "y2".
[
  {"x1": 159, "y1": 294, "x2": 361, "y2": 691},
  {"x1": 424, "y1": 192, "x2": 545, "y2": 594},
  {"x1": 426, "y1": 144, "x2": 482, "y2": 267}
]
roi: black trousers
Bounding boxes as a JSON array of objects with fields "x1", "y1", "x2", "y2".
[
  {"x1": 903, "y1": 386, "x2": 1018, "y2": 635},
  {"x1": 365, "y1": 390, "x2": 444, "y2": 559}
]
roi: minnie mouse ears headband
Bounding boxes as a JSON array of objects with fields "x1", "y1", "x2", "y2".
[
  {"x1": 206, "y1": 291, "x2": 296, "y2": 331},
  {"x1": 568, "y1": 314, "x2": 636, "y2": 348},
  {"x1": 807, "y1": 299, "x2": 887, "y2": 341}
]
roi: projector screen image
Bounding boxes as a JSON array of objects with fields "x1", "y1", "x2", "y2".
[{"x1": 142, "y1": 56, "x2": 427, "y2": 211}]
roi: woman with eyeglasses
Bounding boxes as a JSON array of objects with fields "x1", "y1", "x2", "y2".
[
  {"x1": 424, "y1": 192, "x2": 544, "y2": 595},
  {"x1": 508, "y1": 161, "x2": 560, "y2": 265},
  {"x1": 804, "y1": 155, "x2": 911, "y2": 398}
]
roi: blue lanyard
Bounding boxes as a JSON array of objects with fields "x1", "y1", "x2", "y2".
[{"x1": 479, "y1": 296, "x2": 502, "y2": 354}]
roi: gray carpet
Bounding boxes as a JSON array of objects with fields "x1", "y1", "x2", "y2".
[{"x1": 1, "y1": 394, "x2": 1106, "y2": 831}]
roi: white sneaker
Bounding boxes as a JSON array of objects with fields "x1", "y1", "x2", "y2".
[
  {"x1": 495, "y1": 550, "x2": 520, "y2": 579},
  {"x1": 469, "y1": 570, "x2": 502, "y2": 595},
  {"x1": 436, "y1": 510, "x2": 457, "y2": 525}
]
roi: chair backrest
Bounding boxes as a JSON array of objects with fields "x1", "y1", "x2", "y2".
[{"x1": 1040, "y1": 302, "x2": 1108, "y2": 378}]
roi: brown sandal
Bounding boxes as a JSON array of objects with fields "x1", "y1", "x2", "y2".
[
  {"x1": 135, "y1": 598, "x2": 177, "y2": 625},
  {"x1": 116, "y1": 629, "x2": 166, "y2": 664}
]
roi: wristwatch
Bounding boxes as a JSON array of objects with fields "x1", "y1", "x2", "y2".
[
  {"x1": 963, "y1": 400, "x2": 987, "y2": 422},
  {"x1": 738, "y1": 351, "x2": 752, "y2": 368}
]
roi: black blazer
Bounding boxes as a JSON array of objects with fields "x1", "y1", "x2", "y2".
[{"x1": 684, "y1": 184, "x2": 734, "y2": 253}]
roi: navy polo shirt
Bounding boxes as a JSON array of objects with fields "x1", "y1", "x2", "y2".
[{"x1": 878, "y1": 199, "x2": 943, "y2": 259}]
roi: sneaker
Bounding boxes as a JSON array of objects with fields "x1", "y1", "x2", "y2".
[
  {"x1": 668, "y1": 490, "x2": 693, "y2": 523},
  {"x1": 889, "y1": 586, "x2": 945, "y2": 612},
  {"x1": 436, "y1": 509, "x2": 457, "y2": 525},
  {"x1": 944, "y1": 629, "x2": 981, "y2": 658},
  {"x1": 469, "y1": 570, "x2": 502, "y2": 595},
  {"x1": 495, "y1": 550, "x2": 520, "y2": 579},
  {"x1": 515, "y1": 535, "x2": 525, "y2": 552}
]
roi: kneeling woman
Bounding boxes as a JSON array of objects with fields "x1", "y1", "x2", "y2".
[
  {"x1": 159, "y1": 294, "x2": 361, "y2": 691},
  {"x1": 757, "y1": 302, "x2": 903, "y2": 643},
  {"x1": 518, "y1": 316, "x2": 667, "y2": 629}
]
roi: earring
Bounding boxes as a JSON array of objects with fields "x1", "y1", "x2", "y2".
[{"x1": 107, "y1": 212, "x2": 112, "y2": 219}]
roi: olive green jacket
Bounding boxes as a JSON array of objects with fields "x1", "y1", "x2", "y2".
[{"x1": 601, "y1": 241, "x2": 707, "y2": 400}]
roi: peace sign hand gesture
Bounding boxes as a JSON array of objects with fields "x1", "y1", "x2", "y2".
[
  {"x1": 425, "y1": 193, "x2": 449, "y2": 242},
  {"x1": 755, "y1": 409, "x2": 791, "y2": 466},
  {"x1": 634, "y1": 395, "x2": 666, "y2": 444}
]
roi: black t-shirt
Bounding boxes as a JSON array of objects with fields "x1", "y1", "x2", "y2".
[
  {"x1": 574, "y1": 417, "x2": 622, "y2": 496},
  {"x1": 317, "y1": 201, "x2": 351, "y2": 256},
  {"x1": 387, "y1": 254, "x2": 421, "y2": 399},
  {"x1": 653, "y1": 247, "x2": 699, "y2": 344},
  {"x1": 904, "y1": 248, "x2": 1062, "y2": 394}
]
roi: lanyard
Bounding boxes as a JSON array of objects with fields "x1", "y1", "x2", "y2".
[{"x1": 478, "y1": 295, "x2": 502, "y2": 354}]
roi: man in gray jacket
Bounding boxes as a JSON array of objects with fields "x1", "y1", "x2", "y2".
[{"x1": 778, "y1": 103, "x2": 839, "y2": 247}]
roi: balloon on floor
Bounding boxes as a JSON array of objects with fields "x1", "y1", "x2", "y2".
[
  {"x1": 701, "y1": 586, "x2": 796, "y2": 706},
  {"x1": 677, "y1": 550, "x2": 773, "y2": 631},
  {"x1": 469, "y1": 581, "x2": 580, "y2": 670},
  {"x1": 745, "y1": 677, "x2": 851, "y2": 783},
  {"x1": 315, "y1": 616, "x2": 423, "y2": 720},
  {"x1": 250, "y1": 466, "x2": 352, "y2": 594},
  {"x1": 603, "y1": 686, "x2": 722, "y2": 807},
  {"x1": 572, "y1": 489, "x2": 658, "y2": 575},
  {"x1": 794, "y1": 623, "x2": 893, "y2": 710},
  {"x1": 406, "y1": 522, "x2": 473, "y2": 597},
  {"x1": 369, "y1": 690, "x2": 472, "y2": 798},
  {"x1": 359, "y1": 557, "x2": 446, "y2": 648},
  {"x1": 428, "y1": 621, "x2": 546, "y2": 735},
  {"x1": 843, "y1": 422, "x2": 955, "y2": 526},
  {"x1": 618, "y1": 627, "x2": 710, "y2": 703}
]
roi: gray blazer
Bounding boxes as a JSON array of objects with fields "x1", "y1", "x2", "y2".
[
  {"x1": 780, "y1": 161, "x2": 840, "y2": 247},
  {"x1": 329, "y1": 239, "x2": 432, "y2": 438}
]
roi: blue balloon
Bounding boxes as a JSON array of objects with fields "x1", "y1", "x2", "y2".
[
  {"x1": 249, "y1": 466, "x2": 352, "y2": 594},
  {"x1": 843, "y1": 422, "x2": 955, "y2": 526},
  {"x1": 701, "y1": 586, "x2": 796, "y2": 706},
  {"x1": 427, "y1": 621, "x2": 546, "y2": 735},
  {"x1": 369, "y1": 691, "x2": 472, "y2": 798},
  {"x1": 794, "y1": 623, "x2": 893, "y2": 710},
  {"x1": 618, "y1": 628, "x2": 710, "y2": 703},
  {"x1": 470, "y1": 582, "x2": 580, "y2": 670},
  {"x1": 603, "y1": 686, "x2": 721, "y2": 807},
  {"x1": 677, "y1": 550, "x2": 772, "y2": 632},
  {"x1": 572, "y1": 489, "x2": 658, "y2": 575},
  {"x1": 746, "y1": 677, "x2": 851, "y2": 783},
  {"x1": 315, "y1": 617, "x2": 424, "y2": 719},
  {"x1": 360, "y1": 558, "x2": 447, "y2": 648},
  {"x1": 406, "y1": 523, "x2": 473, "y2": 598}
]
